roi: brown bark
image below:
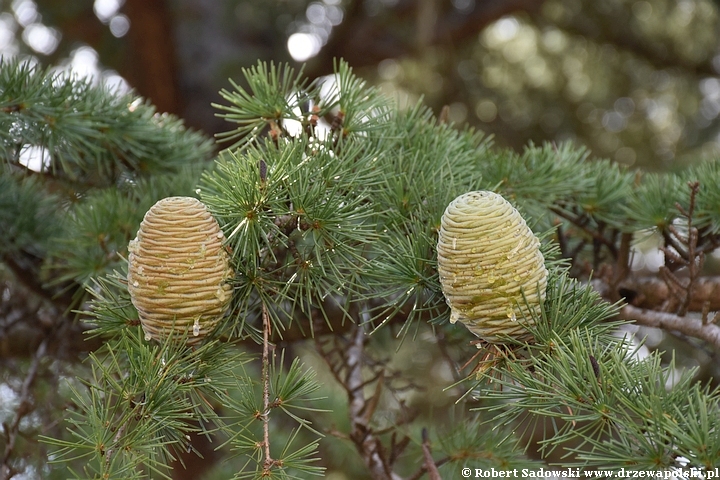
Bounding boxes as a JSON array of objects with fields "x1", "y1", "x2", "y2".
[{"x1": 122, "y1": 0, "x2": 182, "y2": 115}]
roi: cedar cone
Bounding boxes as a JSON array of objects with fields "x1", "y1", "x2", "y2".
[
  {"x1": 437, "y1": 191, "x2": 547, "y2": 343},
  {"x1": 128, "y1": 197, "x2": 233, "y2": 345}
]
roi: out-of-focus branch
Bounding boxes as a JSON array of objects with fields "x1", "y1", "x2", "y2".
[
  {"x1": 0, "y1": 278, "x2": 102, "y2": 361},
  {"x1": 434, "y1": 0, "x2": 545, "y2": 50},
  {"x1": 316, "y1": 318, "x2": 412, "y2": 480},
  {"x1": 2, "y1": 254, "x2": 61, "y2": 307},
  {"x1": 620, "y1": 275, "x2": 720, "y2": 312},
  {"x1": 549, "y1": 206, "x2": 618, "y2": 259},
  {"x1": 593, "y1": 275, "x2": 720, "y2": 349},
  {"x1": 620, "y1": 305, "x2": 720, "y2": 350},
  {"x1": 2, "y1": 251, "x2": 79, "y2": 328},
  {"x1": 1, "y1": 333, "x2": 50, "y2": 480},
  {"x1": 306, "y1": 0, "x2": 545, "y2": 78},
  {"x1": 345, "y1": 322, "x2": 398, "y2": 480}
]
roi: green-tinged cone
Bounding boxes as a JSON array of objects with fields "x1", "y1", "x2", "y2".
[
  {"x1": 437, "y1": 191, "x2": 547, "y2": 343},
  {"x1": 127, "y1": 196, "x2": 233, "y2": 345}
]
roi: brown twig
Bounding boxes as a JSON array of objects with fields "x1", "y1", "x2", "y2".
[
  {"x1": 420, "y1": 428, "x2": 442, "y2": 480},
  {"x1": 260, "y1": 302, "x2": 274, "y2": 474},
  {"x1": 550, "y1": 206, "x2": 618, "y2": 259},
  {"x1": 658, "y1": 182, "x2": 705, "y2": 316},
  {"x1": 407, "y1": 457, "x2": 451, "y2": 480}
]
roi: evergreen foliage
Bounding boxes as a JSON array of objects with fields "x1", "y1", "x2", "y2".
[
  {"x1": 4, "y1": 58, "x2": 720, "y2": 478},
  {"x1": 0, "y1": 59, "x2": 213, "y2": 301}
]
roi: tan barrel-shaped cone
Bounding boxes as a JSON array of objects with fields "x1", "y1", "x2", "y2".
[
  {"x1": 437, "y1": 191, "x2": 547, "y2": 343},
  {"x1": 127, "y1": 197, "x2": 233, "y2": 345}
]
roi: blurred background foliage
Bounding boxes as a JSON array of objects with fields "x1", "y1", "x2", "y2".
[
  {"x1": 4, "y1": 0, "x2": 720, "y2": 478},
  {"x1": 2, "y1": 0, "x2": 720, "y2": 170}
]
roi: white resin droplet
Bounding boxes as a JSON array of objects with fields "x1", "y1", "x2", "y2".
[
  {"x1": 133, "y1": 280, "x2": 139, "y2": 287},
  {"x1": 144, "y1": 332, "x2": 151, "y2": 341},
  {"x1": 215, "y1": 287, "x2": 228, "y2": 301},
  {"x1": 193, "y1": 318, "x2": 201, "y2": 337}
]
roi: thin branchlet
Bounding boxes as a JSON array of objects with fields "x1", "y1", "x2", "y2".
[{"x1": 261, "y1": 302, "x2": 274, "y2": 474}]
